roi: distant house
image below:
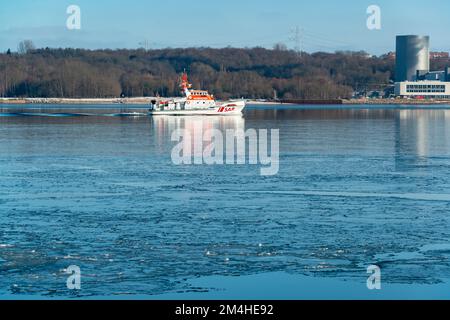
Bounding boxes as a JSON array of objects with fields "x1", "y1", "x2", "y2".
[
  {"x1": 382, "y1": 51, "x2": 396, "y2": 60},
  {"x1": 430, "y1": 52, "x2": 450, "y2": 60},
  {"x1": 382, "y1": 51, "x2": 449, "y2": 61}
]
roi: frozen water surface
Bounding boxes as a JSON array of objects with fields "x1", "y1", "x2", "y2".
[{"x1": 0, "y1": 105, "x2": 450, "y2": 299}]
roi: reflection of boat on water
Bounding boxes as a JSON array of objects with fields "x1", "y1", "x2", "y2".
[
  {"x1": 151, "y1": 115, "x2": 245, "y2": 147},
  {"x1": 148, "y1": 72, "x2": 245, "y2": 116},
  {"x1": 151, "y1": 115, "x2": 245, "y2": 132}
]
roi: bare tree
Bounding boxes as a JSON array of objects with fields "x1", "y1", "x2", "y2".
[{"x1": 18, "y1": 40, "x2": 35, "y2": 54}]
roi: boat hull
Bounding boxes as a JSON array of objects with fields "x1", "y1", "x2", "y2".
[{"x1": 149, "y1": 101, "x2": 245, "y2": 116}]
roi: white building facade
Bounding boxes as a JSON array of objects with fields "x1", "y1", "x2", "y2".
[{"x1": 394, "y1": 81, "x2": 450, "y2": 99}]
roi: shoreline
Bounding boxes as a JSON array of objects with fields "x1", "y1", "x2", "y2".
[
  {"x1": 1, "y1": 97, "x2": 450, "y2": 105},
  {"x1": 0, "y1": 97, "x2": 151, "y2": 105},
  {"x1": 342, "y1": 98, "x2": 450, "y2": 105}
]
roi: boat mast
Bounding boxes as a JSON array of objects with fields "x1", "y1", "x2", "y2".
[{"x1": 180, "y1": 71, "x2": 192, "y2": 98}]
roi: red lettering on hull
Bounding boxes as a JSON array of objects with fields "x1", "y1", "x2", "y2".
[{"x1": 217, "y1": 106, "x2": 236, "y2": 113}]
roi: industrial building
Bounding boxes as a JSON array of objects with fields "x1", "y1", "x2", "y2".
[
  {"x1": 395, "y1": 35, "x2": 430, "y2": 82},
  {"x1": 394, "y1": 35, "x2": 450, "y2": 99}
]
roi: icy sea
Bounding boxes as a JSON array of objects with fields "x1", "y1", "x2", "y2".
[{"x1": 1, "y1": 104, "x2": 450, "y2": 299}]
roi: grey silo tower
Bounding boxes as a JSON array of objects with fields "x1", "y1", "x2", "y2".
[{"x1": 395, "y1": 35, "x2": 430, "y2": 82}]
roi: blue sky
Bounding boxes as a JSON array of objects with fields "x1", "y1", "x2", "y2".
[{"x1": 0, "y1": 0, "x2": 449, "y2": 54}]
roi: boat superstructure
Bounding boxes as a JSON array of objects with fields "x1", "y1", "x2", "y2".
[{"x1": 148, "y1": 73, "x2": 245, "y2": 116}]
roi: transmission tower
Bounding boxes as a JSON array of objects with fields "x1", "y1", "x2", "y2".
[
  {"x1": 289, "y1": 26, "x2": 304, "y2": 57},
  {"x1": 139, "y1": 40, "x2": 150, "y2": 50}
]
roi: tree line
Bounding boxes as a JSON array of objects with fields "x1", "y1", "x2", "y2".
[{"x1": 0, "y1": 45, "x2": 411, "y2": 100}]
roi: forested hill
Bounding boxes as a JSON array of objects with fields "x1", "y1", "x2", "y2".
[{"x1": 0, "y1": 47, "x2": 402, "y2": 99}]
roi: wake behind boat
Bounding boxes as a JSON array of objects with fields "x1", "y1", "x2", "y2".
[{"x1": 148, "y1": 73, "x2": 245, "y2": 116}]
